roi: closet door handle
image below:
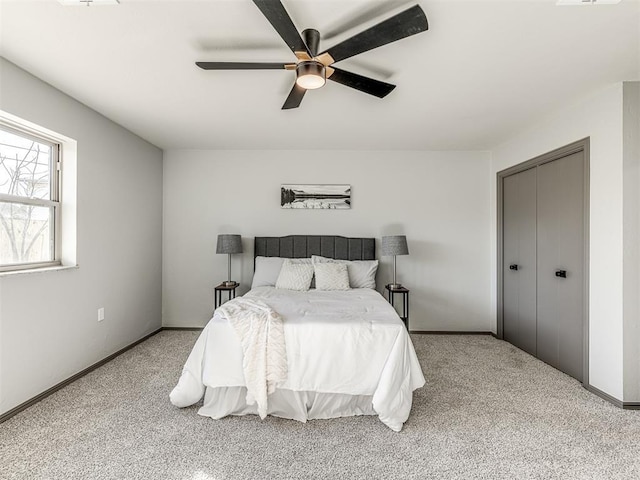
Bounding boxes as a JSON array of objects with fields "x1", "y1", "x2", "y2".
[
  {"x1": 509, "y1": 264, "x2": 519, "y2": 271},
  {"x1": 555, "y1": 269, "x2": 567, "y2": 278}
]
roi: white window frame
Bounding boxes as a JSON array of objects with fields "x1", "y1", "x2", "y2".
[{"x1": 0, "y1": 123, "x2": 62, "y2": 272}]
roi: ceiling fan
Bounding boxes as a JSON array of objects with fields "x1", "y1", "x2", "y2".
[{"x1": 196, "y1": 0, "x2": 429, "y2": 109}]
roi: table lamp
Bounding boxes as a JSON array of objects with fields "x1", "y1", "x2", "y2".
[
  {"x1": 381, "y1": 235, "x2": 409, "y2": 289},
  {"x1": 216, "y1": 234, "x2": 243, "y2": 287}
]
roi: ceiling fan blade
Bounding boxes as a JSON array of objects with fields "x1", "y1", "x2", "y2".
[
  {"x1": 318, "y1": 5, "x2": 428, "y2": 64},
  {"x1": 328, "y1": 68, "x2": 396, "y2": 98},
  {"x1": 196, "y1": 62, "x2": 290, "y2": 70},
  {"x1": 253, "y1": 0, "x2": 311, "y2": 56},
  {"x1": 282, "y1": 83, "x2": 306, "y2": 109}
]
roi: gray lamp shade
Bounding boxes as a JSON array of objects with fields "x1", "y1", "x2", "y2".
[
  {"x1": 381, "y1": 235, "x2": 409, "y2": 256},
  {"x1": 216, "y1": 234, "x2": 243, "y2": 254}
]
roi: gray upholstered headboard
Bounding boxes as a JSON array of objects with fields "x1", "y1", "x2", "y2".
[{"x1": 254, "y1": 235, "x2": 375, "y2": 261}]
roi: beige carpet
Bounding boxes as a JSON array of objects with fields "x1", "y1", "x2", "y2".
[{"x1": 1, "y1": 331, "x2": 639, "y2": 480}]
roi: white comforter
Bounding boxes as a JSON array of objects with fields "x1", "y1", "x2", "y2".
[{"x1": 170, "y1": 287, "x2": 425, "y2": 431}]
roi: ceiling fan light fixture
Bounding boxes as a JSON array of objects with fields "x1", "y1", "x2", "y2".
[
  {"x1": 196, "y1": 3, "x2": 429, "y2": 109},
  {"x1": 295, "y1": 61, "x2": 326, "y2": 90}
]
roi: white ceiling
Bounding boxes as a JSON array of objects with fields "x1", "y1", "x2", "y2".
[{"x1": 0, "y1": 0, "x2": 638, "y2": 150}]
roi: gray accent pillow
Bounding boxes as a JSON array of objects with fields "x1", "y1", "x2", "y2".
[{"x1": 312, "y1": 255, "x2": 378, "y2": 289}]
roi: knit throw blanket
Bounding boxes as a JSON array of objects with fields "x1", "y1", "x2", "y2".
[{"x1": 218, "y1": 297, "x2": 287, "y2": 419}]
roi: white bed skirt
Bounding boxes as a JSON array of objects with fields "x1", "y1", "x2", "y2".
[{"x1": 199, "y1": 386, "x2": 376, "y2": 422}]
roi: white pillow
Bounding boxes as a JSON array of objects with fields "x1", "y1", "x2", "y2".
[
  {"x1": 312, "y1": 255, "x2": 378, "y2": 289},
  {"x1": 314, "y1": 262, "x2": 350, "y2": 291},
  {"x1": 252, "y1": 257, "x2": 285, "y2": 288},
  {"x1": 252, "y1": 257, "x2": 312, "y2": 288},
  {"x1": 275, "y1": 259, "x2": 314, "y2": 291}
]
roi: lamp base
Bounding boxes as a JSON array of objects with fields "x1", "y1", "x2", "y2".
[
  {"x1": 387, "y1": 283, "x2": 403, "y2": 290},
  {"x1": 222, "y1": 281, "x2": 238, "y2": 287}
]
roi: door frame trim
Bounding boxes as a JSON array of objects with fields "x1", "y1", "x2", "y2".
[{"x1": 496, "y1": 137, "x2": 590, "y2": 387}]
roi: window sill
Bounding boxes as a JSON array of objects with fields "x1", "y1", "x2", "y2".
[{"x1": 0, "y1": 265, "x2": 79, "y2": 278}]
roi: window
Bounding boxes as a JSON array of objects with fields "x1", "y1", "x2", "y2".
[{"x1": 0, "y1": 124, "x2": 61, "y2": 271}]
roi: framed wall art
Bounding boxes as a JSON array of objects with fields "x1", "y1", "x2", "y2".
[{"x1": 281, "y1": 184, "x2": 351, "y2": 209}]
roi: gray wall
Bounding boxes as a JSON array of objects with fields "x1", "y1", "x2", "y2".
[
  {"x1": 162, "y1": 149, "x2": 492, "y2": 332},
  {"x1": 0, "y1": 58, "x2": 163, "y2": 415},
  {"x1": 623, "y1": 81, "x2": 640, "y2": 403}
]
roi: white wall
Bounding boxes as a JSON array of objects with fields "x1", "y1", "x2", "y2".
[
  {"x1": 623, "y1": 81, "x2": 640, "y2": 403},
  {"x1": 163, "y1": 150, "x2": 492, "y2": 332},
  {"x1": 0, "y1": 58, "x2": 163, "y2": 415},
  {"x1": 490, "y1": 83, "x2": 625, "y2": 399}
]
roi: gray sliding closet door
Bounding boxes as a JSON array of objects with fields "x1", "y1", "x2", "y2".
[
  {"x1": 536, "y1": 152, "x2": 585, "y2": 382},
  {"x1": 502, "y1": 168, "x2": 537, "y2": 356}
]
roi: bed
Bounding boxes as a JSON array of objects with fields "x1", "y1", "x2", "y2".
[{"x1": 170, "y1": 235, "x2": 425, "y2": 432}]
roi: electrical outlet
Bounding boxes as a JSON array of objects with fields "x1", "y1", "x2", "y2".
[{"x1": 98, "y1": 307, "x2": 105, "y2": 322}]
